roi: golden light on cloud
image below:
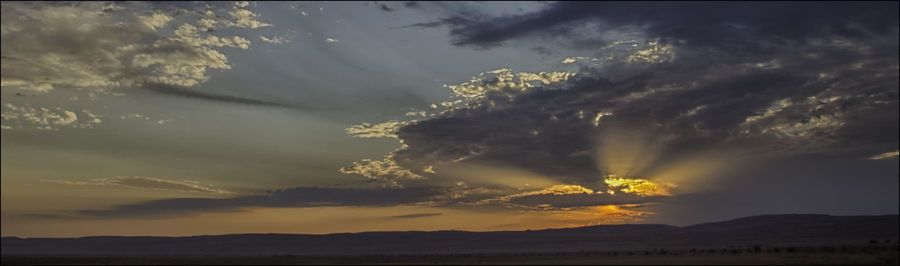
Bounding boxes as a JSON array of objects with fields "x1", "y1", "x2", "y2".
[
  {"x1": 498, "y1": 184, "x2": 596, "y2": 201},
  {"x1": 592, "y1": 125, "x2": 742, "y2": 197},
  {"x1": 4, "y1": 204, "x2": 653, "y2": 238},
  {"x1": 603, "y1": 175, "x2": 672, "y2": 196},
  {"x1": 868, "y1": 150, "x2": 899, "y2": 160}
]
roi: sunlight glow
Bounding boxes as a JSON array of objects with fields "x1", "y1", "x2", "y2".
[{"x1": 603, "y1": 175, "x2": 671, "y2": 196}]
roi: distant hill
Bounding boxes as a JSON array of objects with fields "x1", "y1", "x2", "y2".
[{"x1": 2, "y1": 214, "x2": 897, "y2": 256}]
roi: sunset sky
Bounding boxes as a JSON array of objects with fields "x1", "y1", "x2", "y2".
[{"x1": 1, "y1": 1, "x2": 898, "y2": 237}]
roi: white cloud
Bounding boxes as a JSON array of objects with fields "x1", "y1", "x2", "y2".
[
  {"x1": 138, "y1": 13, "x2": 173, "y2": 31},
  {"x1": 227, "y1": 2, "x2": 272, "y2": 29},
  {"x1": 0, "y1": 2, "x2": 265, "y2": 95}
]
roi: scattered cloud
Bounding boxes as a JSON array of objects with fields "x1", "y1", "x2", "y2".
[
  {"x1": 260, "y1": 35, "x2": 287, "y2": 44},
  {"x1": 0, "y1": 2, "x2": 265, "y2": 93},
  {"x1": 346, "y1": 121, "x2": 409, "y2": 139},
  {"x1": 119, "y1": 112, "x2": 174, "y2": 126},
  {"x1": 0, "y1": 1, "x2": 275, "y2": 128},
  {"x1": 227, "y1": 1, "x2": 272, "y2": 29},
  {"x1": 339, "y1": 154, "x2": 424, "y2": 187},
  {"x1": 2, "y1": 104, "x2": 102, "y2": 130}
]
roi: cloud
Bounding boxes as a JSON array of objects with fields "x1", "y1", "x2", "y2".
[
  {"x1": 442, "y1": 68, "x2": 574, "y2": 100},
  {"x1": 1, "y1": 104, "x2": 102, "y2": 130},
  {"x1": 227, "y1": 1, "x2": 272, "y2": 29},
  {"x1": 394, "y1": 16, "x2": 475, "y2": 30},
  {"x1": 0, "y1": 1, "x2": 273, "y2": 112},
  {"x1": 339, "y1": 154, "x2": 424, "y2": 187},
  {"x1": 345, "y1": 121, "x2": 410, "y2": 139},
  {"x1": 119, "y1": 112, "x2": 175, "y2": 126},
  {"x1": 435, "y1": 2, "x2": 899, "y2": 49},
  {"x1": 138, "y1": 13, "x2": 173, "y2": 31},
  {"x1": 344, "y1": 5, "x2": 899, "y2": 210},
  {"x1": 142, "y1": 83, "x2": 293, "y2": 108},
  {"x1": 43, "y1": 176, "x2": 231, "y2": 194},
  {"x1": 68, "y1": 187, "x2": 439, "y2": 218},
  {"x1": 869, "y1": 151, "x2": 899, "y2": 160},
  {"x1": 388, "y1": 212, "x2": 443, "y2": 219},
  {"x1": 403, "y1": 2, "x2": 421, "y2": 9},
  {"x1": 474, "y1": 180, "x2": 669, "y2": 209},
  {"x1": 260, "y1": 35, "x2": 287, "y2": 44}
]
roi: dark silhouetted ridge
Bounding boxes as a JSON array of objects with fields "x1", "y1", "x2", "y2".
[{"x1": 2, "y1": 214, "x2": 897, "y2": 256}]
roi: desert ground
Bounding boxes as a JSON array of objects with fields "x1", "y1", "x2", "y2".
[{"x1": 3, "y1": 244, "x2": 897, "y2": 265}]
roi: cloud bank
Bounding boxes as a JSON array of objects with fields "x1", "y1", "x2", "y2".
[{"x1": 341, "y1": 2, "x2": 899, "y2": 212}]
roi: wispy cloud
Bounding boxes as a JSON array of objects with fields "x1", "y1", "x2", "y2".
[
  {"x1": 68, "y1": 187, "x2": 439, "y2": 218},
  {"x1": 43, "y1": 176, "x2": 231, "y2": 194},
  {"x1": 142, "y1": 83, "x2": 296, "y2": 108},
  {"x1": 1, "y1": 104, "x2": 102, "y2": 130},
  {"x1": 260, "y1": 35, "x2": 287, "y2": 44},
  {"x1": 387, "y1": 213, "x2": 443, "y2": 219},
  {"x1": 869, "y1": 151, "x2": 899, "y2": 160}
]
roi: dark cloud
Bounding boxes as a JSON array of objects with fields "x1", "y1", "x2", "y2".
[
  {"x1": 403, "y1": 2, "x2": 420, "y2": 9},
  {"x1": 70, "y1": 187, "x2": 440, "y2": 219},
  {"x1": 388, "y1": 212, "x2": 443, "y2": 219},
  {"x1": 439, "y1": 2, "x2": 899, "y2": 49},
  {"x1": 355, "y1": 4, "x2": 899, "y2": 196},
  {"x1": 505, "y1": 193, "x2": 661, "y2": 209},
  {"x1": 394, "y1": 16, "x2": 475, "y2": 30},
  {"x1": 142, "y1": 83, "x2": 299, "y2": 108}
]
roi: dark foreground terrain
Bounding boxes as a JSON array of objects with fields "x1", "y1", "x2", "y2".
[
  {"x1": 3, "y1": 245, "x2": 898, "y2": 265},
  {"x1": 3, "y1": 214, "x2": 898, "y2": 264}
]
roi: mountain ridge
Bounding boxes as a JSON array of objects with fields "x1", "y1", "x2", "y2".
[{"x1": 3, "y1": 214, "x2": 897, "y2": 256}]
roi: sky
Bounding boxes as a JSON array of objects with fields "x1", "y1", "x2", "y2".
[{"x1": 1, "y1": 1, "x2": 898, "y2": 237}]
